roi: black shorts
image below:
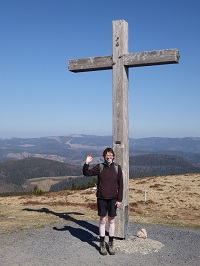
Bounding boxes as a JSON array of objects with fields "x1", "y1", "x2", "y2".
[{"x1": 97, "y1": 199, "x2": 117, "y2": 217}]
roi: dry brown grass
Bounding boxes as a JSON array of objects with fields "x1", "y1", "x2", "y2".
[
  {"x1": 0, "y1": 173, "x2": 200, "y2": 235},
  {"x1": 129, "y1": 173, "x2": 200, "y2": 228}
]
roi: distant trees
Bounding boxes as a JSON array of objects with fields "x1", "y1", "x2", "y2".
[
  {"x1": 33, "y1": 185, "x2": 44, "y2": 195},
  {"x1": 129, "y1": 154, "x2": 200, "y2": 178},
  {"x1": 0, "y1": 157, "x2": 82, "y2": 186},
  {"x1": 50, "y1": 177, "x2": 97, "y2": 192}
]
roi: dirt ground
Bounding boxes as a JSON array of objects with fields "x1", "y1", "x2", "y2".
[{"x1": 0, "y1": 173, "x2": 200, "y2": 235}]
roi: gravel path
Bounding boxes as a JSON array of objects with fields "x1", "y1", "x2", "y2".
[{"x1": 0, "y1": 220, "x2": 199, "y2": 266}]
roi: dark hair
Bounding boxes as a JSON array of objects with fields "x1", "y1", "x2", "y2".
[{"x1": 103, "y1": 147, "x2": 115, "y2": 158}]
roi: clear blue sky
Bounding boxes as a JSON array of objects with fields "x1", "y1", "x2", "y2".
[{"x1": 0, "y1": 0, "x2": 200, "y2": 139}]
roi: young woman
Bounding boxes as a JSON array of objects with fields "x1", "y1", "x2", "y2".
[{"x1": 83, "y1": 147, "x2": 123, "y2": 255}]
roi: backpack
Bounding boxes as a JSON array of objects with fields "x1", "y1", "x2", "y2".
[
  {"x1": 99, "y1": 162, "x2": 119, "y2": 175},
  {"x1": 97, "y1": 163, "x2": 120, "y2": 192}
]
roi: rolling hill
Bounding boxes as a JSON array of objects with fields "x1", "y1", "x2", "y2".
[
  {"x1": 0, "y1": 157, "x2": 82, "y2": 193},
  {"x1": 1, "y1": 153, "x2": 200, "y2": 193}
]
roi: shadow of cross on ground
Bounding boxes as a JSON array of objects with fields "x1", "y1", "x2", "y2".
[{"x1": 23, "y1": 207, "x2": 100, "y2": 250}]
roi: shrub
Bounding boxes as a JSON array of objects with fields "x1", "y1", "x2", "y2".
[{"x1": 33, "y1": 185, "x2": 44, "y2": 195}]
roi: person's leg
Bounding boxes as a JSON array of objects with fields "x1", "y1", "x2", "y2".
[
  {"x1": 108, "y1": 216, "x2": 115, "y2": 239},
  {"x1": 99, "y1": 216, "x2": 107, "y2": 255},
  {"x1": 107, "y1": 199, "x2": 117, "y2": 255},
  {"x1": 107, "y1": 216, "x2": 116, "y2": 255},
  {"x1": 107, "y1": 199, "x2": 117, "y2": 239},
  {"x1": 99, "y1": 216, "x2": 106, "y2": 238},
  {"x1": 98, "y1": 199, "x2": 107, "y2": 238},
  {"x1": 97, "y1": 199, "x2": 108, "y2": 255}
]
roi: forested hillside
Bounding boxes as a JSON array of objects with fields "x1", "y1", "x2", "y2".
[
  {"x1": 129, "y1": 154, "x2": 200, "y2": 178},
  {"x1": 1, "y1": 154, "x2": 200, "y2": 194},
  {"x1": 0, "y1": 157, "x2": 82, "y2": 187}
]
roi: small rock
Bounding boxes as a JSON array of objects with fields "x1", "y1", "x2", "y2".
[{"x1": 137, "y1": 228, "x2": 147, "y2": 239}]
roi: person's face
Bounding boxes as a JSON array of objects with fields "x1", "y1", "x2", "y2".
[{"x1": 105, "y1": 152, "x2": 114, "y2": 164}]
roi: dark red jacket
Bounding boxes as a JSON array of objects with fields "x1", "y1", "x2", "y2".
[{"x1": 83, "y1": 162, "x2": 123, "y2": 202}]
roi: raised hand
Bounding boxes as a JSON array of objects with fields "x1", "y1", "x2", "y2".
[{"x1": 85, "y1": 153, "x2": 93, "y2": 164}]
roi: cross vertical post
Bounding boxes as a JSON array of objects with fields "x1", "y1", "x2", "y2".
[
  {"x1": 112, "y1": 20, "x2": 129, "y2": 239},
  {"x1": 68, "y1": 19, "x2": 180, "y2": 240}
]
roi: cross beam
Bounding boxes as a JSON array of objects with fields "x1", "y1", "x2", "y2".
[
  {"x1": 68, "y1": 20, "x2": 180, "y2": 239},
  {"x1": 69, "y1": 49, "x2": 179, "y2": 72}
]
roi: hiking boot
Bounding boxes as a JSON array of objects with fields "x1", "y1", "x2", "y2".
[
  {"x1": 99, "y1": 241, "x2": 107, "y2": 255},
  {"x1": 108, "y1": 241, "x2": 115, "y2": 255}
]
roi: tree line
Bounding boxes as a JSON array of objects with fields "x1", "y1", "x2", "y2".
[{"x1": 1, "y1": 154, "x2": 200, "y2": 194}]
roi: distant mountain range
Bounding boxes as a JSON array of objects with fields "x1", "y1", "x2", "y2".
[
  {"x1": 1, "y1": 135, "x2": 200, "y2": 194},
  {"x1": 1, "y1": 134, "x2": 200, "y2": 165}
]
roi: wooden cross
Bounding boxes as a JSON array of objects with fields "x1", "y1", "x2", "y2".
[{"x1": 68, "y1": 20, "x2": 180, "y2": 239}]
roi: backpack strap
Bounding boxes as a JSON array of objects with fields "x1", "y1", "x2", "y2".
[
  {"x1": 99, "y1": 162, "x2": 118, "y2": 175},
  {"x1": 99, "y1": 163, "x2": 103, "y2": 174},
  {"x1": 114, "y1": 163, "x2": 118, "y2": 175}
]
